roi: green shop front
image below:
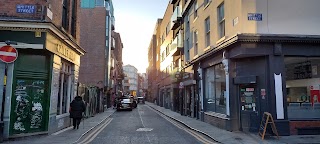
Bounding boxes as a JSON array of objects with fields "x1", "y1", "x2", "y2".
[{"x1": 0, "y1": 24, "x2": 84, "y2": 138}]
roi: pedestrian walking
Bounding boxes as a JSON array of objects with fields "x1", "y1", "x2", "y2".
[{"x1": 70, "y1": 96, "x2": 86, "y2": 129}]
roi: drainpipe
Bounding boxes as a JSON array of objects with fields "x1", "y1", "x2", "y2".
[
  {"x1": 222, "y1": 51, "x2": 230, "y2": 116},
  {"x1": 197, "y1": 66, "x2": 204, "y2": 121}
]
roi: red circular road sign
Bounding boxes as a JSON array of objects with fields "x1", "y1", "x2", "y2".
[{"x1": 0, "y1": 45, "x2": 18, "y2": 63}]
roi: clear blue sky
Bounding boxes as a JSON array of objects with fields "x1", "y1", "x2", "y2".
[{"x1": 113, "y1": 0, "x2": 169, "y2": 73}]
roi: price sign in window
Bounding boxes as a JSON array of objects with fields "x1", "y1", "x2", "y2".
[{"x1": 240, "y1": 87, "x2": 257, "y2": 111}]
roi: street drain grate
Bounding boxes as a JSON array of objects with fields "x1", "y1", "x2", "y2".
[{"x1": 136, "y1": 128, "x2": 153, "y2": 132}]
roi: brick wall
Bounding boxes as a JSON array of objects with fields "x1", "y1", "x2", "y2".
[
  {"x1": 0, "y1": 0, "x2": 45, "y2": 20},
  {"x1": 290, "y1": 121, "x2": 320, "y2": 135},
  {"x1": 78, "y1": 7, "x2": 107, "y2": 86},
  {"x1": 0, "y1": 0, "x2": 81, "y2": 43}
]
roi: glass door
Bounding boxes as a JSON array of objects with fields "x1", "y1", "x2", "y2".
[{"x1": 239, "y1": 84, "x2": 259, "y2": 132}]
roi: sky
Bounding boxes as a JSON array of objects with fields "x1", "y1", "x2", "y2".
[{"x1": 112, "y1": 0, "x2": 169, "y2": 73}]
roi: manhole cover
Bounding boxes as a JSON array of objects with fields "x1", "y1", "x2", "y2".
[{"x1": 136, "y1": 128, "x2": 153, "y2": 131}]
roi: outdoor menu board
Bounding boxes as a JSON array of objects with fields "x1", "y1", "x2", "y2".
[{"x1": 258, "y1": 112, "x2": 279, "y2": 140}]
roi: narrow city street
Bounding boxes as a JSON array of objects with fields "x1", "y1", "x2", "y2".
[{"x1": 77, "y1": 105, "x2": 215, "y2": 144}]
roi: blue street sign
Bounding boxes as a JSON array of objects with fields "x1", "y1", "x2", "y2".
[
  {"x1": 16, "y1": 5, "x2": 36, "y2": 14},
  {"x1": 248, "y1": 13, "x2": 262, "y2": 21}
]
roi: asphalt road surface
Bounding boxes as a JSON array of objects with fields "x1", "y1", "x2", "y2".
[{"x1": 80, "y1": 104, "x2": 206, "y2": 144}]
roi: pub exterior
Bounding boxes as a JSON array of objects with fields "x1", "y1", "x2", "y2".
[
  {"x1": 0, "y1": 21, "x2": 84, "y2": 138},
  {"x1": 190, "y1": 34, "x2": 320, "y2": 135}
]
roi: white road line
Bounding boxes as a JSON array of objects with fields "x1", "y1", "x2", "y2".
[
  {"x1": 138, "y1": 106, "x2": 151, "y2": 143},
  {"x1": 0, "y1": 51, "x2": 16, "y2": 56}
]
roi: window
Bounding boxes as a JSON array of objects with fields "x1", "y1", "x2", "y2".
[
  {"x1": 174, "y1": 58, "x2": 180, "y2": 68},
  {"x1": 162, "y1": 34, "x2": 165, "y2": 43},
  {"x1": 71, "y1": 0, "x2": 77, "y2": 37},
  {"x1": 285, "y1": 57, "x2": 320, "y2": 119},
  {"x1": 62, "y1": 0, "x2": 69, "y2": 30},
  {"x1": 57, "y1": 61, "x2": 72, "y2": 115},
  {"x1": 194, "y1": 30, "x2": 198, "y2": 55},
  {"x1": 162, "y1": 51, "x2": 165, "y2": 61},
  {"x1": 194, "y1": 1, "x2": 198, "y2": 19},
  {"x1": 205, "y1": 17, "x2": 210, "y2": 47},
  {"x1": 204, "y1": 64, "x2": 226, "y2": 114},
  {"x1": 81, "y1": 0, "x2": 95, "y2": 8},
  {"x1": 95, "y1": 0, "x2": 105, "y2": 7},
  {"x1": 166, "y1": 23, "x2": 170, "y2": 35},
  {"x1": 204, "y1": 0, "x2": 210, "y2": 6},
  {"x1": 106, "y1": 16, "x2": 109, "y2": 37},
  {"x1": 166, "y1": 45, "x2": 170, "y2": 56},
  {"x1": 186, "y1": 38, "x2": 190, "y2": 61},
  {"x1": 218, "y1": 3, "x2": 225, "y2": 38}
]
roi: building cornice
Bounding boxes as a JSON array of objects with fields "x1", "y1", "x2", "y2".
[
  {"x1": 185, "y1": 33, "x2": 320, "y2": 67},
  {"x1": 182, "y1": 0, "x2": 195, "y2": 18},
  {"x1": 0, "y1": 21, "x2": 86, "y2": 55}
]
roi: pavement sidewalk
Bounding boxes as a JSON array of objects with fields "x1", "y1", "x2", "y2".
[
  {"x1": 4, "y1": 108, "x2": 115, "y2": 144},
  {"x1": 146, "y1": 102, "x2": 320, "y2": 144}
]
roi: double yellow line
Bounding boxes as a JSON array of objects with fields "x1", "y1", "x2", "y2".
[
  {"x1": 151, "y1": 107, "x2": 217, "y2": 144},
  {"x1": 77, "y1": 118, "x2": 113, "y2": 144}
]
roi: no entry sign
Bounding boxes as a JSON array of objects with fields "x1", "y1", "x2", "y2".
[{"x1": 0, "y1": 45, "x2": 18, "y2": 63}]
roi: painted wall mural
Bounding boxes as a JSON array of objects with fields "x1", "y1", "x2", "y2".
[{"x1": 11, "y1": 79, "x2": 47, "y2": 134}]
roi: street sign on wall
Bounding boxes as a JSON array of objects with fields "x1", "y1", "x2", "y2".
[
  {"x1": 0, "y1": 45, "x2": 18, "y2": 63},
  {"x1": 16, "y1": 4, "x2": 36, "y2": 14},
  {"x1": 248, "y1": 13, "x2": 262, "y2": 21}
]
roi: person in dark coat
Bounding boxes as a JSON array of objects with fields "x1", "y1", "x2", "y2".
[{"x1": 70, "y1": 96, "x2": 86, "y2": 129}]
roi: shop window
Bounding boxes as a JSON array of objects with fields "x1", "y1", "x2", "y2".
[
  {"x1": 285, "y1": 57, "x2": 320, "y2": 119},
  {"x1": 204, "y1": 64, "x2": 226, "y2": 114},
  {"x1": 57, "y1": 62, "x2": 72, "y2": 115}
]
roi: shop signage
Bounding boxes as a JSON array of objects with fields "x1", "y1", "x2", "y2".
[
  {"x1": 179, "y1": 82, "x2": 184, "y2": 89},
  {"x1": 248, "y1": 13, "x2": 262, "y2": 21},
  {"x1": 261, "y1": 89, "x2": 266, "y2": 96},
  {"x1": 56, "y1": 43, "x2": 76, "y2": 61},
  {"x1": 16, "y1": 4, "x2": 36, "y2": 14},
  {"x1": 258, "y1": 112, "x2": 279, "y2": 140},
  {"x1": 293, "y1": 61, "x2": 312, "y2": 79},
  {"x1": 246, "y1": 88, "x2": 254, "y2": 92},
  {"x1": 0, "y1": 45, "x2": 18, "y2": 63},
  {"x1": 182, "y1": 73, "x2": 193, "y2": 80}
]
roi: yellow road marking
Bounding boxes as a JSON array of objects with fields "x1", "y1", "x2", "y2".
[{"x1": 78, "y1": 118, "x2": 113, "y2": 144}]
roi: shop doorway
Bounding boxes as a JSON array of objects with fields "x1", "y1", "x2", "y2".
[{"x1": 239, "y1": 84, "x2": 260, "y2": 132}]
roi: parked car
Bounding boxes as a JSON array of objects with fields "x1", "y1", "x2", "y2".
[
  {"x1": 116, "y1": 96, "x2": 133, "y2": 111},
  {"x1": 137, "y1": 96, "x2": 145, "y2": 104}
]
